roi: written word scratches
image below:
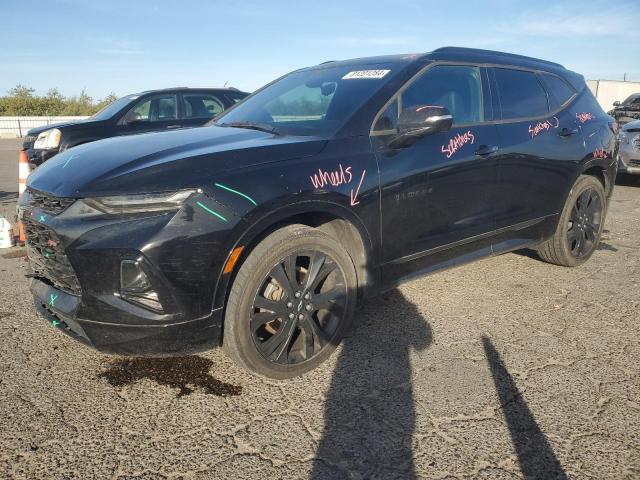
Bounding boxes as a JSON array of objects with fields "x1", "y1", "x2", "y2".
[
  {"x1": 309, "y1": 164, "x2": 366, "y2": 208},
  {"x1": 593, "y1": 148, "x2": 608, "y2": 159},
  {"x1": 441, "y1": 131, "x2": 475, "y2": 159},
  {"x1": 529, "y1": 117, "x2": 560, "y2": 138},
  {"x1": 576, "y1": 112, "x2": 594, "y2": 124},
  {"x1": 310, "y1": 164, "x2": 353, "y2": 189}
]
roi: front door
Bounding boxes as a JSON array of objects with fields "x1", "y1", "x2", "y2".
[
  {"x1": 118, "y1": 93, "x2": 182, "y2": 135},
  {"x1": 372, "y1": 64, "x2": 500, "y2": 283}
]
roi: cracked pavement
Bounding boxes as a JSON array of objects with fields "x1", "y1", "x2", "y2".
[{"x1": 0, "y1": 139, "x2": 639, "y2": 479}]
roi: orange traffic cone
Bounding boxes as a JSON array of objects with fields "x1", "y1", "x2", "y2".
[
  {"x1": 18, "y1": 220, "x2": 26, "y2": 245},
  {"x1": 18, "y1": 150, "x2": 29, "y2": 197}
]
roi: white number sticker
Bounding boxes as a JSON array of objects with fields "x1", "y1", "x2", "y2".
[{"x1": 342, "y1": 69, "x2": 390, "y2": 80}]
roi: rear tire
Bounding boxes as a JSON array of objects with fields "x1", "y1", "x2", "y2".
[
  {"x1": 537, "y1": 175, "x2": 606, "y2": 267},
  {"x1": 223, "y1": 224, "x2": 358, "y2": 379}
]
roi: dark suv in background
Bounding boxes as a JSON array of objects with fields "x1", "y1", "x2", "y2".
[
  {"x1": 21, "y1": 47, "x2": 617, "y2": 379},
  {"x1": 22, "y1": 87, "x2": 248, "y2": 167}
]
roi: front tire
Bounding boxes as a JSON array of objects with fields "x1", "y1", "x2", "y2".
[
  {"x1": 223, "y1": 224, "x2": 358, "y2": 379},
  {"x1": 537, "y1": 175, "x2": 606, "y2": 267}
]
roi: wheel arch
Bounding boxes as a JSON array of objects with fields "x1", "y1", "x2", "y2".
[{"x1": 212, "y1": 201, "x2": 377, "y2": 315}]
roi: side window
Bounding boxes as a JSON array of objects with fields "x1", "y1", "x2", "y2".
[
  {"x1": 373, "y1": 98, "x2": 398, "y2": 131},
  {"x1": 494, "y1": 68, "x2": 548, "y2": 119},
  {"x1": 123, "y1": 95, "x2": 177, "y2": 123},
  {"x1": 401, "y1": 65, "x2": 483, "y2": 125},
  {"x1": 183, "y1": 94, "x2": 224, "y2": 119},
  {"x1": 540, "y1": 73, "x2": 576, "y2": 110}
]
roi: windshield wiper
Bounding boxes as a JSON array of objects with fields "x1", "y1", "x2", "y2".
[{"x1": 219, "y1": 121, "x2": 281, "y2": 136}]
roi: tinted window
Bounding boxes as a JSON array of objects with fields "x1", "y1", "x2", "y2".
[
  {"x1": 541, "y1": 73, "x2": 575, "y2": 110},
  {"x1": 183, "y1": 94, "x2": 224, "y2": 119},
  {"x1": 401, "y1": 65, "x2": 483, "y2": 125},
  {"x1": 494, "y1": 68, "x2": 548, "y2": 119},
  {"x1": 123, "y1": 94, "x2": 177, "y2": 123},
  {"x1": 215, "y1": 65, "x2": 398, "y2": 136}
]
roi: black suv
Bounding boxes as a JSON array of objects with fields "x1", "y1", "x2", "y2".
[
  {"x1": 22, "y1": 87, "x2": 248, "y2": 166},
  {"x1": 608, "y1": 93, "x2": 640, "y2": 126},
  {"x1": 21, "y1": 47, "x2": 617, "y2": 379}
]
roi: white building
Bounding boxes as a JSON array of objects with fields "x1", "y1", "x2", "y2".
[{"x1": 586, "y1": 80, "x2": 640, "y2": 112}]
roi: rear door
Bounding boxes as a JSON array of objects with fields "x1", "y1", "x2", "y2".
[
  {"x1": 373, "y1": 64, "x2": 500, "y2": 282},
  {"x1": 490, "y1": 67, "x2": 586, "y2": 249},
  {"x1": 180, "y1": 92, "x2": 226, "y2": 128}
]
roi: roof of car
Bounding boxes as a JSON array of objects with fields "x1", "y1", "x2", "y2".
[
  {"x1": 313, "y1": 47, "x2": 567, "y2": 72},
  {"x1": 133, "y1": 87, "x2": 248, "y2": 96}
]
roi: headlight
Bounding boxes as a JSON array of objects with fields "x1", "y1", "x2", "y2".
[
  {"x1": 83, "y1": 190, "x2": 196, "y2": 214},
  {"x1": 618, "y1": 132, "x2": 628, "y2": 144},
  {"x1": 33, "y1": 128, "x2": 62, "y2": 149}
]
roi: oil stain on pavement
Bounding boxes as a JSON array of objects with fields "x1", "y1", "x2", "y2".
[{"x1": 99, "y1": 355, "x2": 242, "y2": 397}]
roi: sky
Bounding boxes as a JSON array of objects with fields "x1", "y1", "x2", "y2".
[{"x1": 1, "y1": 0, "x2": 639, "y2": 100}]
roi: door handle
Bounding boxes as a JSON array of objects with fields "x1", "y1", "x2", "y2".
[
  {"x1": 474, "y1": 145, "x2": 499, "y2": 156},
  {"x1": 166, "y1": 124, "x2": 181, "y2": 129},
  {"x1": 558, "y1": 127, "x2": 578, "y2": 137}
]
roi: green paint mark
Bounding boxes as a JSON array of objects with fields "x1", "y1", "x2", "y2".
[
  {"x1": 196, "y1": 202, "x2": 228, "y2": 222},
  {"x1": 51, "y1": 320, "x2": 60, "y2": 327},
  {"x1": 49, "y1": 294, "x2": 58, "y2": 307},
  {"x1": 62, "y1": 154, "x2": 75, "y2": 169},
  {"x1": 39, "y1": 214, "x2": 46, "y2": 223},
  {"x1": 215, "y1": 183, "x2": 257, "y2": 206}
]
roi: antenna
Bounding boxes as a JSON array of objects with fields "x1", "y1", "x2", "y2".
[{"x1": 223, "y1": 80, "x2": 228, "y2": 87}]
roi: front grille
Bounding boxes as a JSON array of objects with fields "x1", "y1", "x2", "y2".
[
  {"x1": 630, "y1": 159, "x2": 640, "y2": 167},
  {"x1": 28, "y1": 189, "x2": 75, "y2": 215},
  {"x1": 25, "y1": 219, "x2": 81, "y2": 295},
  {"x1": 633, "y1": 137, "x2": 640, "y2": 152}
]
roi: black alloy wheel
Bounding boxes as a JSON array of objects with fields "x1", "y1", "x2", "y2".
[
  {"x1": 567, "y1": 188, "x2": 602, "y2": 258},
  {"x1": 250, "y1": 251, "x2": 346, "y2": 365}
]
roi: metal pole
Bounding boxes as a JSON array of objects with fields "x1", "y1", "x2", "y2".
[{"x1": 17, "y1": 119, "x2": 22, "y2": 137}]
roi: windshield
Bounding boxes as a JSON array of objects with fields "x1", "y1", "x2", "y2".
[
  {"x1": 90, "y1": 94, "x2": 139, "y2": 121},
  {"x1": 214, "y1": 64, "x2": 398, "y2": 136}
]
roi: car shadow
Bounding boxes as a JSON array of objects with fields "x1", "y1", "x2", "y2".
[
  {"x1": 311, "y1": 288, "x2": 432, "y2": 479},
  {"x1": 615, "y1": 173, "x2": 640, "y2": 187},
  {"x1": 481, "y1": 336, "x2": 567, "y2": 479}
]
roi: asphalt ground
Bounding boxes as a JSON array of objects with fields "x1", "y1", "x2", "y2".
[{"x1": 0, "y1": 138, "x2": 639, "y2": 479}]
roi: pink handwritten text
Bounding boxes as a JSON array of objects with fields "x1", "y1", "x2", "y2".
[
  {"x1": 310, "y1": 164, "x2": 353, "y2": 189},
  {"x1": 528, "y1": 117, "x2": 560, "y2": 138},
  {"x1": 593, "y1": 149, "x2": 608, "y2": 159},
  {"x1": 576, "y1": 112, "x2": 594, "y2": 124},
  {"x1": 441, "y1": 130, "x2": 475, "y2": 159}
]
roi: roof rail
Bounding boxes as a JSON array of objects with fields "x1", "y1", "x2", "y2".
[
  {"x1": 319, "y1": 60, "x2": 336, "y2": 64},
  {"x1": 429, "y1": 46, "x2": 565, "y2": 69}
]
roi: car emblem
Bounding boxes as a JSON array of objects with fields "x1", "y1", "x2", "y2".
[{"x1": 46, "y1": 239, "x2": 58, "y2": 248}]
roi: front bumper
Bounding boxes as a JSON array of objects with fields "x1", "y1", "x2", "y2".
[
  {"x1": 31, "y1": 278, "x2": 223, "y2": 355},
  {"x1": 20, "y1": 187, "x2": 243, "y2": 356},
  {"x1": 618, "y1": 145, "x2": 640, "y2": 175}
]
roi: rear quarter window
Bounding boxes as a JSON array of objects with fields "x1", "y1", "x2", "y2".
[
  {"x1": 540, "y1": 73, "x2": 576, "y2": 110},
  {"x1": 494, "y1": 68, "x2": 549, "y2": 120}
]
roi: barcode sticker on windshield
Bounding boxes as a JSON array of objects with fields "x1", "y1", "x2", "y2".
[{"x1": 342, "y1": 69, "x2": 390, "y2": 80}]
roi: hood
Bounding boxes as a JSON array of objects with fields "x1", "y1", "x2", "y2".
[
  {"x1": 26, "y1": 119, "x2": 91, "y2": 136},
  {"x1": 27, "y1": 125, "x2": 326, "y2": 197}
]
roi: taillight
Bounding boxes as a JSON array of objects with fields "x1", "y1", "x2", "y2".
[{"x1": 609, "y1": 121, "x2": 619, "y2": 135}]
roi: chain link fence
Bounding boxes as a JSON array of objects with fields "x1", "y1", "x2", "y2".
[{"x1": 0, "y1": 116, "x2": 89, "y2": 138}]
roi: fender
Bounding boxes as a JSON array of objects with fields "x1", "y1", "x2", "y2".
[{"x1": 210, "y1": 196, "x2": 377, "y2": 311}]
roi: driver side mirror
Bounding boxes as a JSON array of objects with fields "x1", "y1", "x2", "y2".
[{"x1": 390, "y1": 105, "x2": 453, "y2": 148}]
